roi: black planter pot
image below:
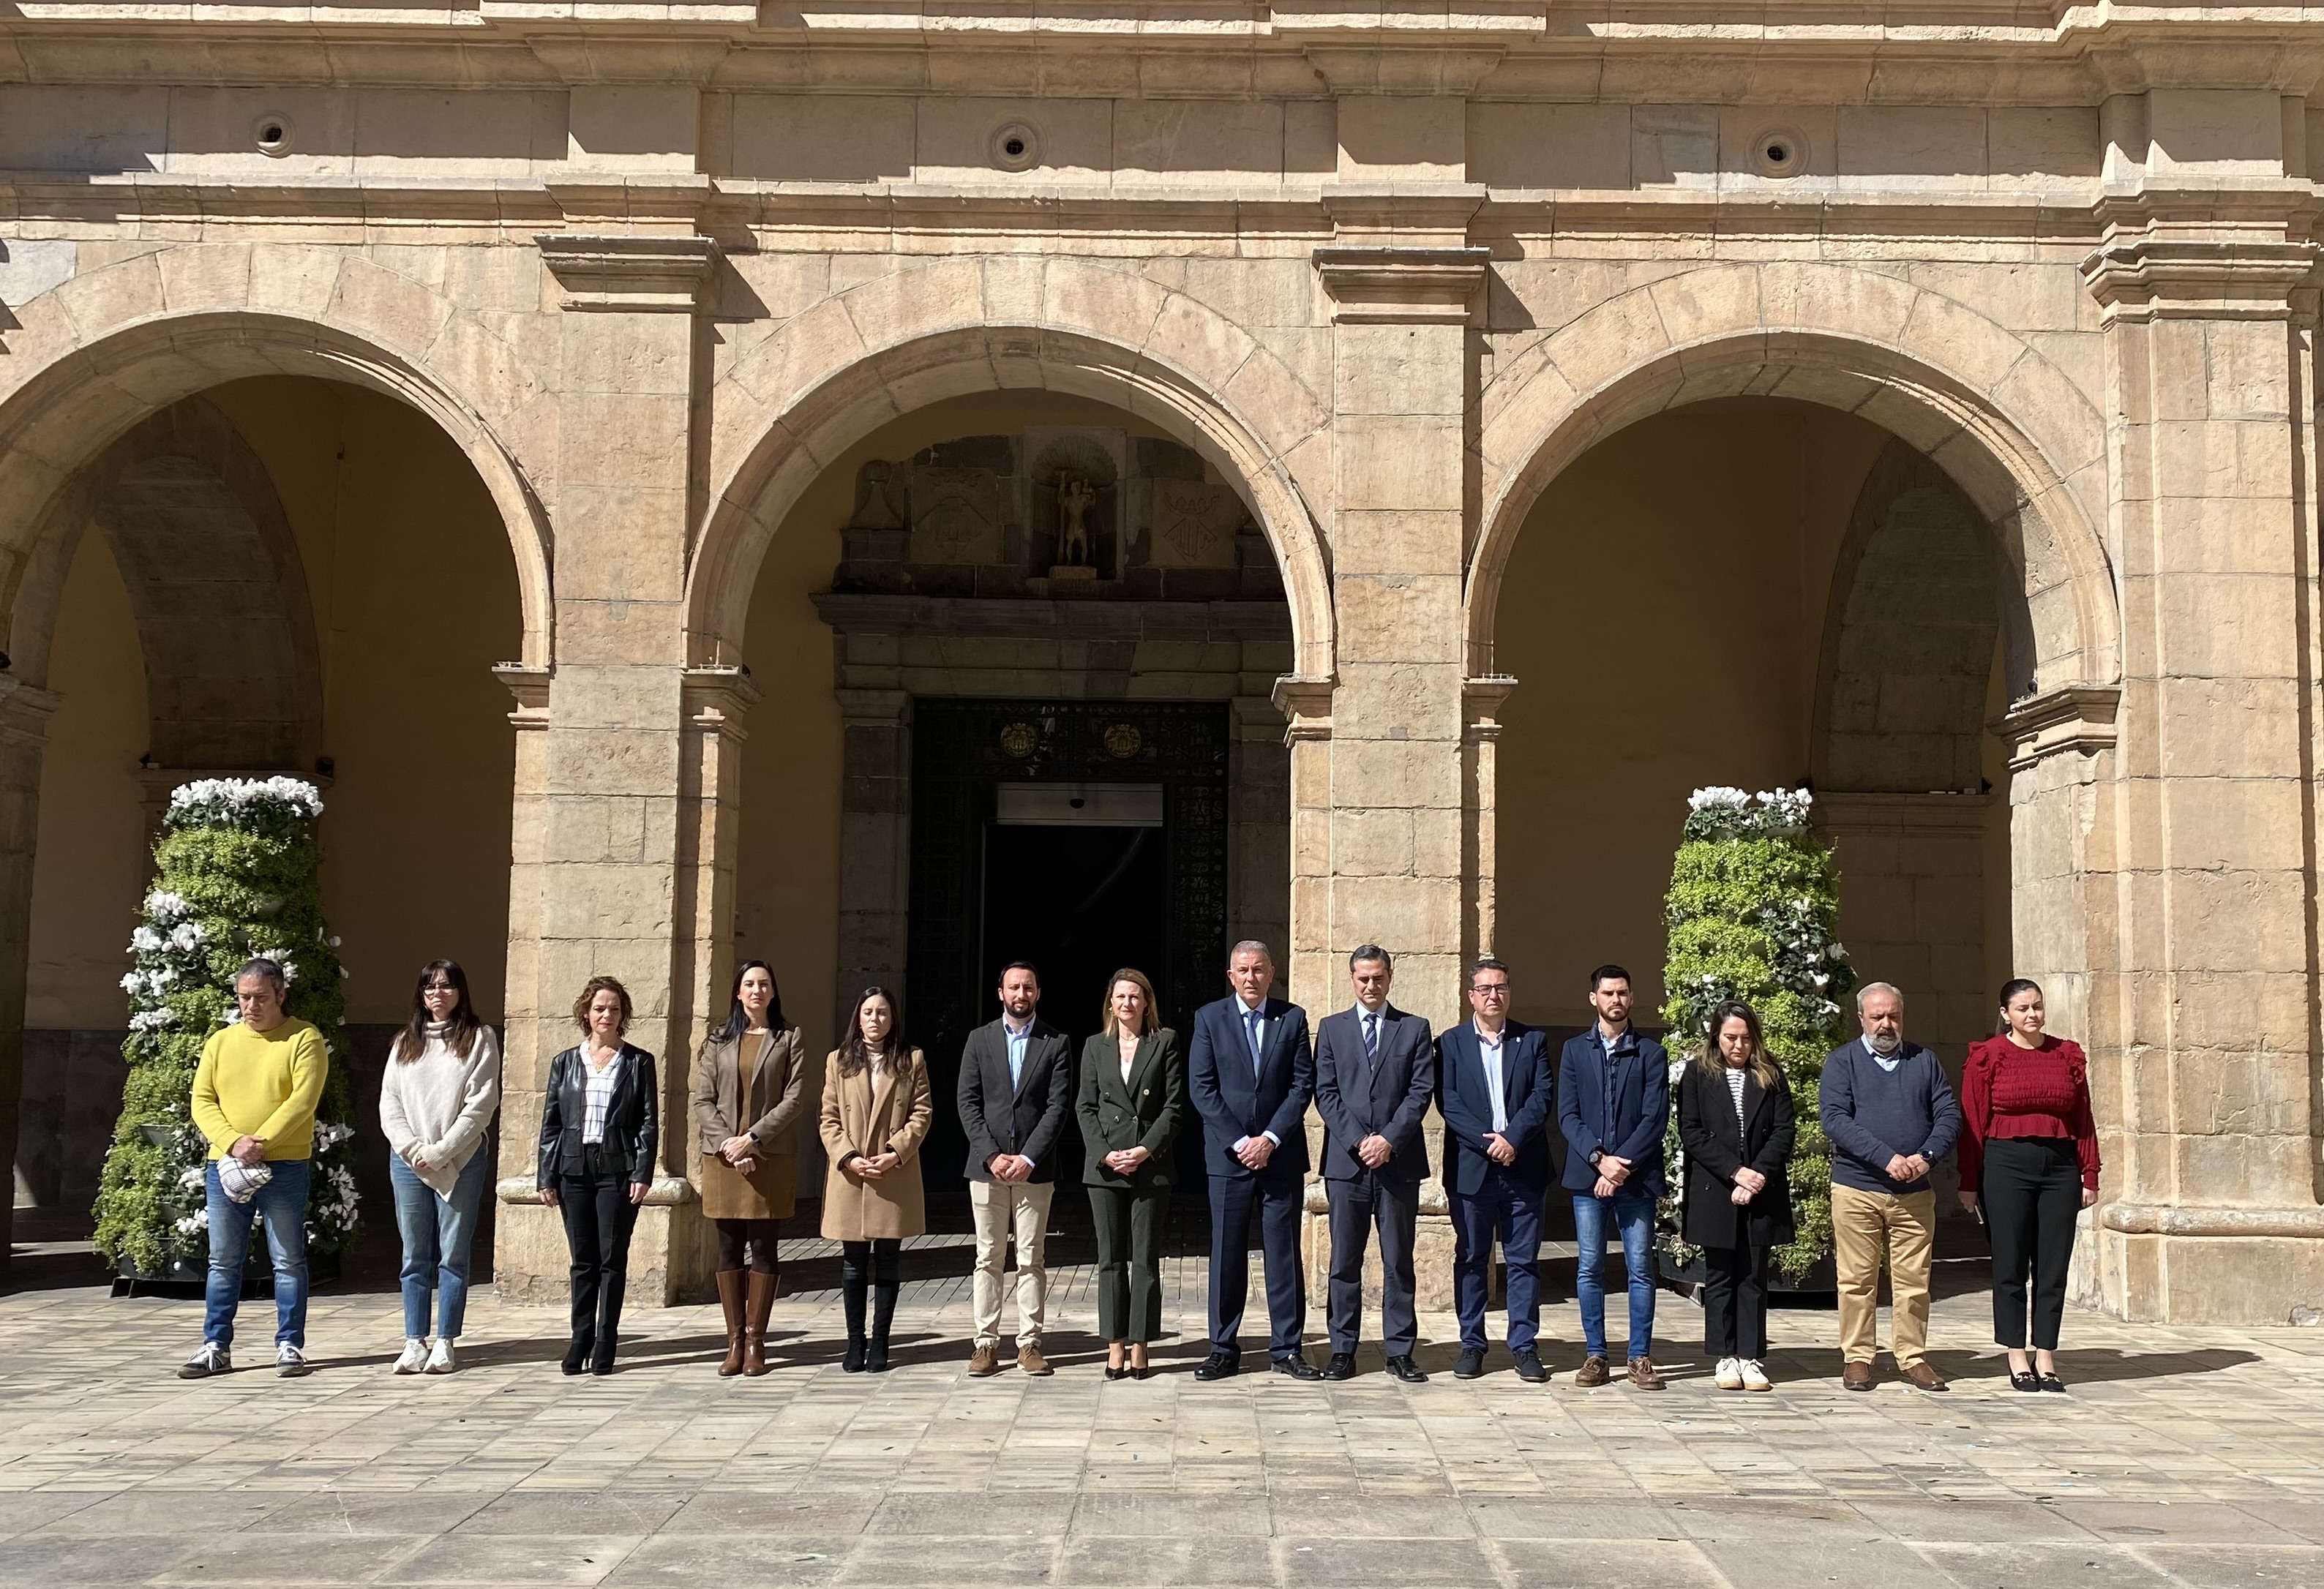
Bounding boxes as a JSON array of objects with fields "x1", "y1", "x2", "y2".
[
  {"x1": 1658, "y1": 1249, "x2": 1840, "y2": 1305},
  {"x1": 110, "y1": 1243, "x2": 343, "y2": 1299}
]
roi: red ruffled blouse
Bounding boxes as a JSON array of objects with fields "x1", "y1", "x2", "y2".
[{"x1": 1960, "y1": 1034, "x2": 2100, "y2": 1192}]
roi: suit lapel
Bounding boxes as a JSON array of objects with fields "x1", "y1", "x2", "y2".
[
  {"x1": 1008, "y1": 1027, "x2": 1046, "y2": 1104},
  {"x1": 1122, "y1": 1033, "x2": 1161, "y2": 1102}
]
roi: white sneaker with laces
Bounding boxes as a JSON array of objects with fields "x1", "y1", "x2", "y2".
[
  {"x1": 424, "y1": 1338, "x2": 457, "y2": 1375},
  {"x1": 1741, "y1": 1359, "x2": 1773, "y2": 1391},
  {"x1": 277, "y1": 1342, "x2": 312, "y2": 1378},
  {"x1": 1714, "y1": 1356, "x2": 1744, "y2": 1391},
  {"x1": 178, "y1": 1342, "x2": 230, "y2": 1380},
  {"x1": 394, "y1": 1339, "x2": 429, "y2": 1375}
]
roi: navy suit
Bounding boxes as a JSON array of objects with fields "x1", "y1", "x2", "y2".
[
  {"x1": 1556, "y1": 1025, "x2": 1671, "y2": 1361},
  {"x1": 1436, "y1": 1019, "x2": 1553, "y2": 1353},
  {"x1": 1187, "y1": 993, "x2": 1314, "y2": 1359},
  {"x1": 1313, "y1": 1003, "x2": 1435, "y2": 1356}
]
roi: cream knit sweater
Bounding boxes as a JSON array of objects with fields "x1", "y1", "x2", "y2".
[{"x1": 379, "y1": 1022, "x2": 503, "y2": 1198}]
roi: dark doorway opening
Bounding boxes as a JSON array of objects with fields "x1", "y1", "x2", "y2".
[{"x1": 981, "y1": 824, "x2": 1169, "y2": 1055}]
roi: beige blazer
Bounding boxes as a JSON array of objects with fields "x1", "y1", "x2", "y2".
[
  {"x1": 691, "y1": 1024, "x2": 809, "y2": 1156},
  {"x1": 817, "y1": 1046, "x2": 931, "y2": 1241}
]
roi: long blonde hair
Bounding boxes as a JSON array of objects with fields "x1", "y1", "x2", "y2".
[
  {"x1": 1695, "y1": 999, "x2": 1783, "y2": 1092},
  {"x1": 1101, "y1": 967, "x2": 1161, "y2": 1038}
]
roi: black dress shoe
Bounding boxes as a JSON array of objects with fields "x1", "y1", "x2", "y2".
[
  {"x1": 1104, "y1": 1365, "x2": 1129, "y2": 1381},
  {"x1": 1320, "y1": 1351, "x2": 1356, "y2": 1381},
  {"x1": 2038, "y1": 1372, "x2": 2067, "y2": 1393},
  {"x1": 1452, "y1": 1348, "x2": 1486, "y2": 1380},
  {"x1": 1512, "y1": 1348, "x2": 1549, "y2": 1383},
  {"x1": 1193, "y1": 1352, "x2": 1240, "y2": 1381},
  {"x1": 2010, "y1": 1370, "x2": 2041, "y2": 1392},
  {"x1": 1131, "y1": 1365, "x2": 1154, "y2": 1381},
  {"x1": 1272, "y1": 1353, "x2": 1324, "y2": 1381},
  {"x1": 1384, "y1": 1355, "x2": 1428, "y2": 1384}
]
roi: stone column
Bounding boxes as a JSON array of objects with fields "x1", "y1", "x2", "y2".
[
  {"x1": 0, "y1": 677, "x2": 59, "y2": 1259},
  {"x1": 492, "y1": 231, "x2": 726, "y2": 1307},
  {"x1": 1461, "y1": 675, "x2": 1516, "y2": 963},
  {"x1": 1229, "y1": 695, "x2": 1293, "y2": 960},
  {"x1": 2074, "y1": 191, "x2": 2324, "y2": 1323},
  {"x1": 833, "y1": 685, "x2": 912, "y2": 1034}
]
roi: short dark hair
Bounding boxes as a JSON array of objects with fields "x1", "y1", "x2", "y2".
[
  {"x1": 236, "y1": 957, "x2": 287, "y2": 993},
  {"x1": 1588, "y1": 963, "x2": 1630, "y2": 991},
  {"x1": 1467, "y1": 957, "x2": 1510, "y2": 990},
  {"x1": 1000, "y1": 961, "x2": 1039, "y2": 983},
  {"x1": 1349, "y1": 944, "x2": 1391, "y2": 972}
]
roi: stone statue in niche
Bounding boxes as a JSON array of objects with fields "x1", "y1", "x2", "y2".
[{"x1": 1057, "y1": 476, "x2": 1095, "y2": 566}]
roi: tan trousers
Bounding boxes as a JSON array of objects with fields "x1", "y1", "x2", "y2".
[
  {"x1": 1831, "y1": 1183, "x2": 1935, "y2": 1368},
  {"x1": 969, "y1": 1177, "x2": 1054, "y2": 1350}
]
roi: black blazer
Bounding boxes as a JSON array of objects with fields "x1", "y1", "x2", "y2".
[
  {"x1": 1436, "y1": 1018, "x2": 1555, "y2": 1195},
  {"x1": 1076, "y1": 1029, "x2": 1185, "y2": 1191},
  {"x1": 1313, "y1": 1004, "x2": 1436, "y2": 1183},
  {"x1": 536, "y1": 1043, "x2": 659, "y2": 1189},
  {"x1": 1185, "y1": 994, "x2": 1313, "y2": 1183},
  {"x1": 957, "y1": 1016, "x2": 1073, "y2": 1182},
  {"x1": 1676, "y1": 1061, "x2": 1797, "y2": 1250}
]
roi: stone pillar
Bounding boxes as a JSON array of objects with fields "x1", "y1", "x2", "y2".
[
  {"x1": 492, "y1": 231, "x2": 726, "y2": 1307},
  {"x1": 1461, "y1": 675, "x2": 1516, "y2": 963},
  {"x1": 1229, "y1": 695, "x2": 1292, "y2": 969},
  {"x1": 2073, "y1": 191, "x2": 2324, "y2": 1323},
  {"x1": 833, "y1": 685, "x2": 912, "y2": 1037},
  {"x1": 0, "y1": 677, "x2": 59, "y2": 1256}
]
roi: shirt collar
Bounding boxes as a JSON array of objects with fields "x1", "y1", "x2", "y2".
[
  {"x1": 1002, "y1": 1015, "x2": 1032, "y2": 1039},
  {"x1": 1596, "y1": 1023, "x2": 1631, "y2": 1053},
  {"x1": 1237, "y1": 996, "x2": 1267, "y2": 1017},
  {"x1": 1354, "y1": 1004, "x2": 1385, "y2": 1023},
  {"x1": 1474, "y1": 1019, "x2": 1505, "y2": 1046}
]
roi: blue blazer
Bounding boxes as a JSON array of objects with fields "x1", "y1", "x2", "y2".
[
  {"x1": 1313, "y1": 1004, "x2": 1436, "y2": 1183},
  {"x1": 1186, "y1": 994, "x2": 1313, "y2": 1182},
  {"x1": 1556, "y1": 1026, "x2": 1671, "y2": 1195},
  {"x1": 1436, "y1": 1019, "x2": 1555, "y2": 1195}
]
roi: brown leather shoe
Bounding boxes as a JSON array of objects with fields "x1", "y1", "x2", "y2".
[
  {"x1": 1901, "y1": 1361, "x2": 1949, "y2": 1391},
  {"x1": 1573, "y1": 1354, "x2": 1610, "y2": 1387},
  {"x1": 1016, "y1": 1344, "x2": 1053, "y2": 1377},
  {"x1": 1842, "y1": 1361, "x2": 1875, "y2": 1391},
  {"x1": 968, "y1": 1345, "x2": 1003, "y2": 1377},
  {"x1": 1626, "y1": 1356, "x2": 1665, "y2": 1390}
]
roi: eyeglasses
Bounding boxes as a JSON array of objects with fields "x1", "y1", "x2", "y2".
[{"x1": 1471, "y1": 983, "x2": 1510, "y2": 998}]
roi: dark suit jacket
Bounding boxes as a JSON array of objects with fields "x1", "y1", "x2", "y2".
[
  {"x1": 536, "y1": 1043, "x2": 659, "y2": 1189},
  {"x1": 1556, "y1": 1025, "x2": 1671, "y2": 1195},
  {"x1": 1076, "y1": 1029, "x2": 1185, "y2": 1191},
  {"x1": 958, "y1": 1016, "x2": 1073, "y2": 1182},
  {"x1": 1185, "y1": 994, "x2": 1313, "y2": 1182},
  {"x1": 1676, "y1": 1061, "x2": 1797, "y2": 1249},
  {"x1": 1436, "y1": 1018, "x2": 1555, "y2": 1195},
  {"x1": 1313, "y1": 1004, "x2": 1436, "y2": 1183}
]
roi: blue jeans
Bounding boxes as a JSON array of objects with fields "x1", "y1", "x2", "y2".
[
  {"x1": 203, "y1": 1157, "x2": 311, "y2": 1351},
  {"x1": 1572, "y1": 1187, "x2": 1657, "y2": 1360},
  {"x1": 391, "y1": 1149, "x2": 492, "y2": 1339}
]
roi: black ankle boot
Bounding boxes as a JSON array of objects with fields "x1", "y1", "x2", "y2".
[
  {"x1": 869, "y1": 1281, "x2": 898, "y2": 1373},
  {"x1": 841, "y1": 1271, "x2": 869, "y2": 1374},
  {"x1": 562, "y1": 1330, "x2": 593, "y2": 1375}
]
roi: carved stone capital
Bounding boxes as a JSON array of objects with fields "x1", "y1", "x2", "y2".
[
  {"x1": 681, "y1": 665, "x2": 762, "y2": 742},
  {"x1": 535, "y1": 232, "x2": 719, "y2": 313},
  {"x1": 2081, "y1": 194, "x2": 2321, "y2": 323},
  {"x1": 1270, "y1": 673, "x2": 1337, "y2": 742},
  {"x1": 1461, "y1": 674, "x2": 1518, "y2": 743},
  {"x1": 1312, "y1": 246, "x2": 1490, "y2": 324},
  {"x1": 1992, "y1": 683, "x2": 2121, "y2": 771},
  {"x1": 495, "y1": 664, "x2": 553, "y2": 732}
]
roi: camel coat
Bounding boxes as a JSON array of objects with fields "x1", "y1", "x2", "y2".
[
  {"x1": 691, "y1": 1025, "x2": 809, "y2": 1221},
  {"x1": 817, "y1": 1046, "x2": 931, "y2": 1241}
]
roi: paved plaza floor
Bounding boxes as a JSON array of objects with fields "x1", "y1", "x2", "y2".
[{"x1": 1, "y1": 1238, "x2": 2320, "y2": 1588}]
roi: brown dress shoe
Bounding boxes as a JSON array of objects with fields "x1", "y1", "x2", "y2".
[
  {"x1": 1574, "y1": 1354, "x2": 1610, "y2": 1387},
  {"x1": 1016, "y1": 1345, "x2": 1053, "y2": 1377},
  {"x1": 968, "y1": 1345, "x2": 1003, "y2": 1377},
  {"x1": 1626, "y1": 1356, "x2": 1665, "y2": 1390},
  {"x1": 1842, "y1": 1361, "x2": 1875, "y2": 1391},
  {"x1": 1901, "y1": 1361, "x2": 1949, "y2": 1391}
]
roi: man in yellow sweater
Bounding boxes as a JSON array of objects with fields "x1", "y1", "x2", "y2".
[{"x1": 180, "y1": 958, "x2": 329, "y2": 1380}]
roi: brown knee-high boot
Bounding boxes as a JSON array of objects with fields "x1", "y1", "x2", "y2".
[
  {"x1": 715, "y1": 1270, "x2": 747, "y2": 1378},
  {"x1": 743, "y1": 1269, "x2": 778, "y2": 1376}
]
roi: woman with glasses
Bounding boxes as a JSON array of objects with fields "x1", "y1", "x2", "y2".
[{"x1": 1676, "y1": 999, "x2": 1796, "y2": 1391}]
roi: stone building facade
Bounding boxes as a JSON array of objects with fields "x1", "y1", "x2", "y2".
[{"x1": 0, "y1": 1, "x2": 2317, "y2": 1324}]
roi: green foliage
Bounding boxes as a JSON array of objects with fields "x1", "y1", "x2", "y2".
[
  {"x1": 1657, "y1": 786, "x2": 1854, "y2": 1286},
  {"x1": 93, "y1": 778, "x2": 360, "y2": 1276}
]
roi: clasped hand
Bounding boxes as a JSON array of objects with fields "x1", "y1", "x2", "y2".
[
  {"x1": 1483, "y1": 1132, "x2": 1516, "y2": 1166},
  {"x1": 986, "y1": 1153, "x2": 1035, "y2": 1183},
  {"x1": 719, "y1": 1135, "x2": 758, "y2": 1177},
  {"x1": 1235, "y1": 1136, "x2": 1275, "y2": 1171},
  {"x1": 1103, "y1": 1146, "x2": 1151, "y2": 1175},
  {"x1": 1357, "y1": 1133, "x2": 1393, "y2": 1170},
  {"x1": 1886, "y1": 1152, "x2": 1931, "y2": 1183},
  {"x1": 852, "y1": 1150, "x2": 901, "y2": 1180}
]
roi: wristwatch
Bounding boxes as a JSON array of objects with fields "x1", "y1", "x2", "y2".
[{"x1": 1588, "y1": 1149, "x2": 1604, "y2": 1167}]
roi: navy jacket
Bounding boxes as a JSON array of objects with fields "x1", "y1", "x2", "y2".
[
  {"x1": 1818, "y1": 1038, "x2": 1960, "y2": 1195},
  {"x1": 1556, "y1": 1025, "x2": 1671, "y2": 1195},
  {"x1": 1186, "y1": 994, "x2": 1313, "y2": 1182},
  {"x1": 1436, "y1": 1019, "x2": 1556, "y2": 1195},
  {"x1": 1313, "y1": 1004, "x2": 1436, "y2": 1183}
]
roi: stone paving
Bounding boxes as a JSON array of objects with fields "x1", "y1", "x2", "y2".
[{"x1": 1, "y1": 1242, "x2": 2320, "y2": 1588}]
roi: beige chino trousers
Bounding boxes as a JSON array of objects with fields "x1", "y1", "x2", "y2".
[
  {"x1": 969, "y1": 1177, "x2": 1054, "y2": 1351},
  {"x1": 1831, "y1": 1182, "x2": 1935, "y2": 1369}
]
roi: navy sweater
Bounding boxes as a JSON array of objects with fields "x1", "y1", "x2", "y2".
[{"x1": 1818, "y1": 1039, "x2": 1962, "y2": 1195}]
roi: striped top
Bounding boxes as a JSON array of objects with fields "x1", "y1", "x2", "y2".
[{"x1": 581, "y1": 1049, "x2": 623, "y2": 1146}]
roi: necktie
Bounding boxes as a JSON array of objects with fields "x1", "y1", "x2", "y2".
[
  {"x1": 1246, "y1": 1008, "x2": 1265, "y2": 1081},
  {"x1": 1363, "y1": 1011, "x2": 1379, "y2": 1061}
]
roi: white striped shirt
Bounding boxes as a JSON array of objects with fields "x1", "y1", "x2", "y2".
[{"x1": 581, "y1": 1050, "x2": 623, "y2": 1145}]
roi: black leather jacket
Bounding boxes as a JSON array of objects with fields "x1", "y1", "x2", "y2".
[{"x1": 536, "y1": 1043, "x2": 659, "y2": 1188}]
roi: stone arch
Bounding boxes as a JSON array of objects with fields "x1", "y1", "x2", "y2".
[
  {"x1": 0, "y1": 260, "x2": 555, "y2": 669},
  {"x1": 689, "y1": 257, "x2": 1334, "y2": 678},
  {"x1": 1468, "y1": 263, "x2": 2117, "y2": 694}
]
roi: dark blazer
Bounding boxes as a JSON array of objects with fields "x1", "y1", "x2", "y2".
[
  {"x1": 1076, "y1": 1029, "x2": 1186, "y2": 1192},
  {"x1": 958, "y1": 1015, "x2": 1073, "y2": 1182},
  {"x1": 1185, "y1": 994, "x2": 1313, "y2": 1182},
  {"x1": 1436, "y1": 1018, "x2": 1555, "y2": 1195},
  {"x1": 1556, "y1": 1025, "x2": 1671, "y2": 1195},
  {"x1": 1313, "y1": 1004, "x2": 1436, "y2": 1182},
  {"x1": 536, "y1": 1042, "x2": 659, "y2": 1189},
  {"x1": 1676, "y1": 1061, "x2": 1797, "y2": 1249}
]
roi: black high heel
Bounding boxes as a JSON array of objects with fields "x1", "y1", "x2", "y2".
[{"x1": 1105, "y1": 1365, "x2": 1129, "y2": 1381}]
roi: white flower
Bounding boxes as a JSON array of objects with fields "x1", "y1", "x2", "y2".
[
  {"x1": 130, "y1": 926, "x2": 164, "y2": 954},
  {"x1": 178, "y1": 1166, "x2": 206, "y2": 1192},
  {"x1": 170, "y1": 922, "x2": 205, "y2": 953},
  {"x1": 119, "y1": 972, "x2": 140, "y2": 993},
  {"x1": 129, "y1": 1009, "x2": 176, "y2": 1033},
  {"x1": 1687, "y1": 786, "x2": 1750, "y2": 811},
  {"x1": 166, "y1": 776, "x2": 324, "y2": 822},
  {"x1": 144, "y1": 890, "x2": 190, "y2": 923}
]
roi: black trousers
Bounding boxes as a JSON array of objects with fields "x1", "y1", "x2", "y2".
[
  {"x1": 840, "y1": 1239, "x2": 900, "y2": 1288},
  {"x1": 1325, "y1": 1172, "x2": 1420, "y2": 1357},
  {"x1": 1208, "y1": 1170, "x2": 1306, "y2": 1359},
  {"x1": 558, "y1": 1158, "x2": 642, "y2": 1349},
  {"x1": 1984, "y1": 1135, "x2": 2081, "y2": 1351},
  {"x1": 1701, "y1": 1241, "x2": 1772, "y2": 1359},
  {"x1": 1090, "y1": 1184, "x2": 1169, "y2": 1344},
  {"x1": 715, "y1": 1217, "x2": 781, "y2": 1276}
]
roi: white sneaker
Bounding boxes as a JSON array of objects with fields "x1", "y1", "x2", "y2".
[
  {"x1": 424, "y1": 1338, "x2": 457, "y2": 1375},
  {"x1": 177, "y1": 1342, "x2": 230, "y2": 1379},
  {"x1": 276, "y1": 1342, "x2": 312, "y2": 1378},
  {"x1": 1741, "y1": 1359, "x2": 1772, "y2": 1391},
  {"x1": 1714, "y1": 1356, "x2": 1744, "y2": 1390},
  {"x1": 394, "y1": 1339, "x2": 429, "y2": 1375}
]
